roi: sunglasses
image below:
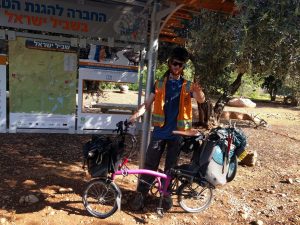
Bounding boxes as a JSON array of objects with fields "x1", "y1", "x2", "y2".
[{"x1": 171, "y1": 61, "x2": 184, "y2": 68}]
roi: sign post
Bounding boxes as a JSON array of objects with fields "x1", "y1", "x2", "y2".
[{"x1": 0, "y1": 55, "x2": 6, "y2": 132}]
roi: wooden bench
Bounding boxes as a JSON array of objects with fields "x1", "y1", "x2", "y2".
[{"x1": 92, "y1": 103, "x2": 137, "y2": 114}]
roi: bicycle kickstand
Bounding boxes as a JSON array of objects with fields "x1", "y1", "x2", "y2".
[{"x1": 156, "y1": 196, "x2": 164, "y2": 218}]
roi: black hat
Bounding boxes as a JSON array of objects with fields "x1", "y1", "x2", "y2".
[{"x1": 170, "y1": 46, "x2": 189, "y2": 62}]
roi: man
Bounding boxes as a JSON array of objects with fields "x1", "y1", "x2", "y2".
[{"x1": 129, "y1": 47, "x2": 205, "y2": 210}]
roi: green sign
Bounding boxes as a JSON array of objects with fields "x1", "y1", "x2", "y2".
[{"x1": 9, "y1": 37, "x2": 77, "y2": 115}]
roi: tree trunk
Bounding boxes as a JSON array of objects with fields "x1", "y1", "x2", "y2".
[
  {"x1": 196, "y1": 100, "x2": 213, "y2": 128},
  {"x1": 195, "y1": 72, "x2": 244, "y2": 128},
  {"x1": 270, "y1": 94, "x2": 276, "y2": 101}
]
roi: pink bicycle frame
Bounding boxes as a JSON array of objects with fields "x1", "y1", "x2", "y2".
[{"x1": 111, "y1": 169, "x2": 172, "y2": 196}]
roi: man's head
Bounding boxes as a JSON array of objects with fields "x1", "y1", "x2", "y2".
[
  {"x1": 168, "y1": 46, "x2": 189, "y2": 76},
  {"x1": 170, "y1": 46, "x2": 189, "y2": 63}
]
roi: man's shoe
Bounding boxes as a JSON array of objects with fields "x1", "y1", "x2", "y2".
[
  {"x1": 130, "y1": 192, "x2": 144, "y2": 211},
  {"x1": 162, "y1": 195, "x2": 173, "y2": 211}
]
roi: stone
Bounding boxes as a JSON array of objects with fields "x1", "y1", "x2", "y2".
[
  {"x1": 240, "y1": 151, "x2": 258, "y2": 166},
  {"x1": 277, "y1": 193, "x2": 287, "y2": 197},
  {"x1": 251, "y1": 220, "x2": 264, "y2": 225},
  {"x1": 287, "y1": 178, "x2": 293, "y2": 184},
  {"x1": 58, "y1": 188, "x2": 72, "y2": 193},
  {"x1": 0, "y1": 218, "x2": 7, "y2": 224},
  {"x1": 19, "y1": 194, "x2": 39, "y2": 205},
  {"x1": 241, "y1": 212, "x2": 249, "y2": 219}
]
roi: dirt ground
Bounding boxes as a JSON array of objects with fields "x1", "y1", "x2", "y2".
[{"x1": 0, "y1": 98, "x2": 300, "y2": 225}]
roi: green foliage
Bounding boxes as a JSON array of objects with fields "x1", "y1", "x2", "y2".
[
  {"x1": 182, "y1": 0, "x2": 299, "y2": 99},
  {"x1": 99, "y1": 82, "x2": 117, "y2": 90},
  {"x1": 185, "y1": 11, "x2": 237, "y2": 95}
]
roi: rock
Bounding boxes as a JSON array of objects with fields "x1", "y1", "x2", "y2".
[
  {"x1": 295, "y1": 178, "x2": 300, "y2": 183},
  {"x1": 242, "y1": 212, "x2": 249, "y2": 219},
  {"x1": 287, "y1": 178, "x2": 293, "y2": 184},
  {"x1": 251, "y1": 220, "x2": 264, "y2": 225},
  {"x1": 141, "y1": 214, "x2": 148, "y2": 219},
  {"x1": 58, "y1": 188, "x2": 72, "y2": 193},
  {"x1": 0, "y1": 218, "x2": 7, "y2": 224},
  {"x1": 238, "y1": 210, "x2": 249, "y2": 219},
  {"x1": 277, "y1": 193, "x2": 287, "y2": 197},
  {"x1": 19, "y1": 194, "x2": 39, "y2": 205},
  {"x1": 49, "y1": 211, "x2": 55, "y2": 216},
  {"x1": 265, "y1": 189, "x2": 275, "y2": 194},
  {"x1": 22, "y1": 180, "x2": 37, "y2": 186},
  {"x1": 240, "y1": 151, "x2": 258, "y2": 167},
  {"x1": 119, "y1": 85, "x2": 129, "y2": 93},
  {"x1": 277, "y1": 205, "x2": 284, "y2": 210}
]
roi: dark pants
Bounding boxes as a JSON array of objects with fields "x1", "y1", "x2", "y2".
[{"x1": 137, "y1": 137, "x2": 181, "y2": 195}]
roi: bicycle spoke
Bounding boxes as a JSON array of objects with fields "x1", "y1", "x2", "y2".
[
  {"x1": 178, "y1": 181, "x2": 213, "y2": 213},
  {"x1": 83, "y1": 180, "x2": 119, "y2": 219}
]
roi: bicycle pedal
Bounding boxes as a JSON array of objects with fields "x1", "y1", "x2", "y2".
[{"x1": 156, "y1": 207, "x2": 164, "y2": 218}]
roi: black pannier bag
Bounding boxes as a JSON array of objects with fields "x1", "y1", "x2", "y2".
[
  {"x1": 83, "y1": 135, "x2": 126, "y2": 178},
  {"x1": 179, "y1": 136, "x2": 201, "y2": 154},
  {"x1": 83, "y1": 135, "x2": 112, "y2": 178}
]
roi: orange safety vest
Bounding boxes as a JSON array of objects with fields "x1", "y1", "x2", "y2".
[{"x1": 152, "y1": 77, "x2": 193, "y2": 131}]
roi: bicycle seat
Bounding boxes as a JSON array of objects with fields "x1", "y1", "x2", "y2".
[{"x1": 173, "y1": 129, "x2": 202, "y2": 137}]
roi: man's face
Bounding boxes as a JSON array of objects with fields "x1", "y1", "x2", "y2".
[{"x1": 169, "y1": 59, "x2": 185, "y2": 76}]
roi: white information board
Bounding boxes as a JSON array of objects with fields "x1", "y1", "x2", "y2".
[
  {"x1": 0, "y1": 65, "x2": 6, "y2": 132},
  {"x1": 8, "y1": 38, "x2": 77, "y2": 133}
]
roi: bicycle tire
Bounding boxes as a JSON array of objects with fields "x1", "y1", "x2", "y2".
[
  {"x1": 178, "y1": 181, "x2": 213, "y2": 213},
  {"x1": 226, "y1": 155, "x2": 237, "y2": 182},
  {"x1": 82, "y1": 179, "x2": 120, "y2": 219}
]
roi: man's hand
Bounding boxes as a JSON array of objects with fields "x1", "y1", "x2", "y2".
[
  {"x1": 128, "y1": 103, "x2": 147, "y2": 124},
  {"x1": 128, "y1": 93, "x2": 155, "y2": 123},
  {"x1": 191, "y1": 83, "x2": 203, "y2": 93}
]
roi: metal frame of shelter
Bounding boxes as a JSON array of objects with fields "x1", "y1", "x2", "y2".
[{"x1": 0, "y1": 0, "x2": 236, "y2": 167}]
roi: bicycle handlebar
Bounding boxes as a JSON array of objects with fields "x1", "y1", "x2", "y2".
[{"x1": 113, "y1": 120, "x2": 132, "y2": 134}]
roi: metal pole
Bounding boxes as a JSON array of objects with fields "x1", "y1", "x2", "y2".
[
  {"x1": 139, "y1": 0, "x2": 160, "y2": 169},
  {"x1": 137, "y1": 48, "x2": 146, "y2": 107}
]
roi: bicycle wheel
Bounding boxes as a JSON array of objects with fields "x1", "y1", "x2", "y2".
[
  {"x1": 178, "y1": 181, "x2": 213, "y2": 213},
  {"x1": 226, "y1": 155, "x2": 237, "y2": 182},
  {"x1": 115, "y1": 133, "x2": 137, "y2": 159},
  {"x1": 82, "y1": 179, "x2": 120, "y2": 219}
]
